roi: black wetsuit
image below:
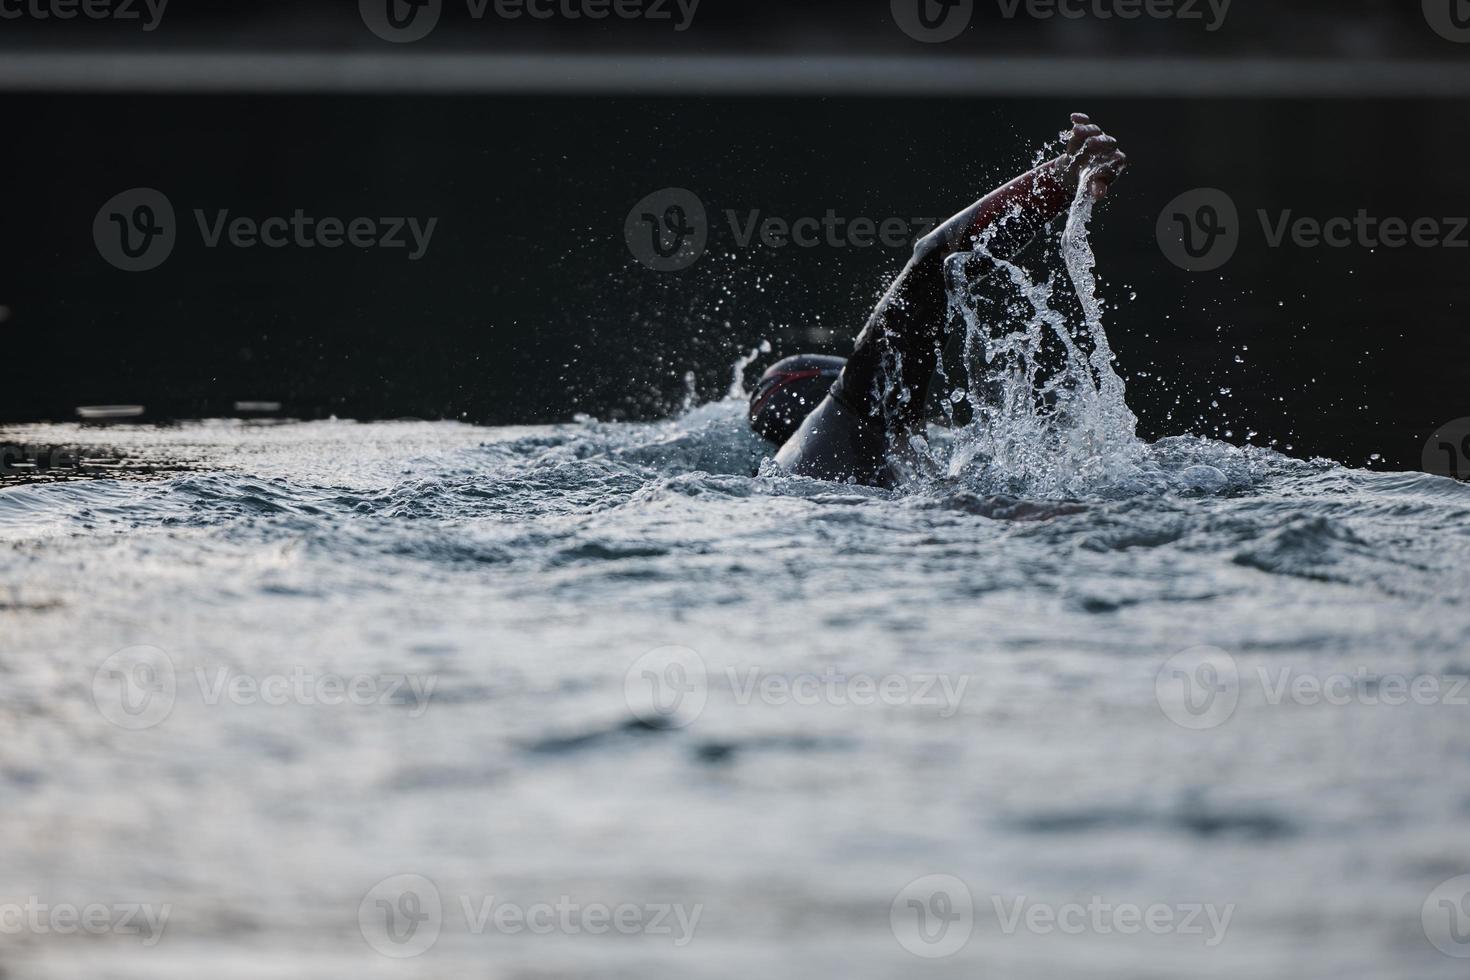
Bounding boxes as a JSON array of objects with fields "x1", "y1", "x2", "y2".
[
  {"x1": 765, "y1": 164, "x2": 1070, "y2": 487},
  {"x1": 772, "y1": 233, "x2": 954, "y2": 486}
]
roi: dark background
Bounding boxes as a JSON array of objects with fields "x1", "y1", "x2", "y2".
[
  {"x1": 2, "y1": 0, "x2": 1467, "y2": 471},
  {"x1": 0, "y1": 0, "x2": 1451, "y2": 56}
]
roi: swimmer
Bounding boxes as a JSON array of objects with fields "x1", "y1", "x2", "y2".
[{"x1": 749, "y1": 113, "x2": 1128, "y2": 486}]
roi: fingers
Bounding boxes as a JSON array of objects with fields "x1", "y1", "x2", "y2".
[
  {"x1": 1087, "y1": 151, "x2": 1128, "y2": 179},
  {"x1": 1084, "y1": 148, "x2": 1129, "y2": 198},
  {"x1": 1063, "y1": 114, "x2": 1128, "y2": 197},
  {"x1": 1066, "y1": 123, "x2": 1103, "y2": 154},
  {"x1": 1095, "y1": 148, "x2": 1128, "y2": 175}
]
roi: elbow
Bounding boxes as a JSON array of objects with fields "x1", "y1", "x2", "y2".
[{"x1": 911, "y1": 229, "x2": 948, "y2": 266}]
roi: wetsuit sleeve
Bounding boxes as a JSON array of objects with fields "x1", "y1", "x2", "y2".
[{"x1": 775, "y1": 158, "x2": 1079, "y2": 486}]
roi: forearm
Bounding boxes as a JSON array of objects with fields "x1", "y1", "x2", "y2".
[
  {"x1": 916, "y1": 155, "x2": 1076, "y2": 266},
  {"x1": 841, "y1": 155, "x2": 1076, "y2": 379}
]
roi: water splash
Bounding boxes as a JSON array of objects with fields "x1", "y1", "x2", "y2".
[
  {"x1": 937, "y1": 174, "x2": 1144, "y2": 498},
  {"x1": 727, "y1": 339, "x2": 772, "y2": 402}
]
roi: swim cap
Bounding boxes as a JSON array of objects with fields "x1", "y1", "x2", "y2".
[{"x1": 749, "y1": 354, "x2": 848, "y2": 445}]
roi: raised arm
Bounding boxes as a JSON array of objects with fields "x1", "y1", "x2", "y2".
[
  {"x1": 919, "y1": 112, "x2": 1129, "y2": 266},
  {"x1": 774, "y1": 113, "x2": 1128, "y2": 485},
  {"x1": 849, "y1": 115, "x2": 1129, "y2": 386}
]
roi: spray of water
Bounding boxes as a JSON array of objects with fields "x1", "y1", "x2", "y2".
[
  {"x1": 728, "y1": 340, "x2": 772, "y2": 401},
  {"x1": 934, "y1": 172, "x2": 1144, "y2": 497}
]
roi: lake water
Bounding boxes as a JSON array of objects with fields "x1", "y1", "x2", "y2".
[{"x1": 2, "y1": 405, "x2": 1469, "y2": 978}]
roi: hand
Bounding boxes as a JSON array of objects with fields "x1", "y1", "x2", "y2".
[{"x1": 1060, "y1": 112, "x2": 1129, "y2": 200}]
